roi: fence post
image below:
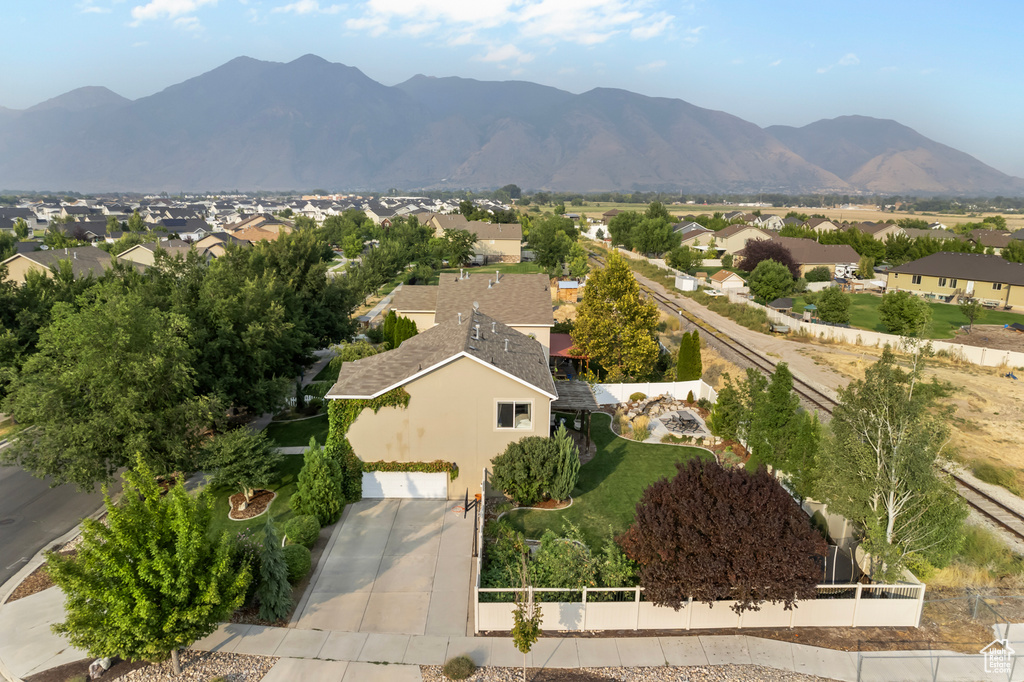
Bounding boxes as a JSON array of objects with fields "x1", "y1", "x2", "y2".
[
  {"x1": 686, "y1": 597, "x2": 693, "y2": 631},
  {"x1": 915, "y1": 584, "x2": 926, "y2": 628},
  {"x1": 851, "y1": 584, "x2": 863, "y2": 627},
  {"x1": 634, "y1": 587, "x2": 641, "y2": 631},
  {"x1": 582, "y1": 587, "x2": 588, "y2": 632},
  {"x1": 474, "y1": 586, "x2": 480, "y2": 634}
]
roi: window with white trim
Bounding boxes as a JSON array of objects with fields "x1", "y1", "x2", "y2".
[
  {"x1": 994, "y1": 282, "x2": 1004, "y2": 291},
  {"x1": 938, "y1": 277, "x2": 947, "y2": 287},
  {"x1": 951, "y1": 278, "x2": 958, "y2": 288},
  {"x1": 497, "y1": 402, "x2": 532, "y2": 429},
  {"x1": 911, "y1": 275, "x2": 922, "y2": 285}
]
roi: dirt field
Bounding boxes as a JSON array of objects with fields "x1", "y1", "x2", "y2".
[
  {"x1": 952, "y1": 325, "x2": 1024, "y2": 353},
  {"x1": 796, "y1": 343, "x2": 1024, "y2": 471}
]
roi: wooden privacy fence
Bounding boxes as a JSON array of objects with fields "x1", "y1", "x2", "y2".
[{"x1": 474, "y1": 583, "x2": 925, "y2": 633}]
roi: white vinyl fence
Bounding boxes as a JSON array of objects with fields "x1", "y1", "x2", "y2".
[
  {"x1": 592, "y1": 380, "x2": 718, "y2": 406},
  {"x1": 475, "y1": 583, "x2": 925, "y2": 633},
  {"x1": 728, "y1": 291, "x2": 1024, "y2": 369}
]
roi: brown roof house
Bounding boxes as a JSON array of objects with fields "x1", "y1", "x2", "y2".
[
  {"x1": 709, "y1": 270, "x2": 747, "y2": 291},
  {"x1": 969, "y1": 229, "x2": 1013, "y2": 254},
  {"x1": 117, "y1": 240, "x2": 193, "y2": 267},
  {"x1": 465, "y1": 221, "x2": 522, "y2": 264},
  {"x1": 391, "y1": 271, "x2": 554, "y2": 352},
  {"x1": 886, "y1": 252, "x2": 1024, "y2": 308},
  {"x1": 714, "y1": 224, "x2": 772, "y2": 255},
  {"x1": 1, "y1": 246, "x2": 139, "y2": 285},
  {"x1": 326, "y1": 310, "x2": 557, "y2": 499},
  {"x1": 768, "y1": 236, "x2": 861, "y2": 277}
]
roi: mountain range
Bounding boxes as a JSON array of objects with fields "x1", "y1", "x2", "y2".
[{"x1": 1, "y1": 54, "x2": 1021, "y2": 196}]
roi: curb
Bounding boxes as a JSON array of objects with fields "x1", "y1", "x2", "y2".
[{"x1": 0, "y1": 500, "x2": 107, "y2": 682}]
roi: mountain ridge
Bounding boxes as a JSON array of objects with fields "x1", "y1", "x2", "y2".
[{"x1": 0, "y1": 55, "x2": 1020, "y2": 195}]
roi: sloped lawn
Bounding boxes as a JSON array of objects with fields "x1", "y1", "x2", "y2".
[
  {"x1": 264, "y1": 413, "x2": 329, "y2": 447},
  {"x1": 206, "y1": 452, "x2": 306, "y2": 542},
  {"x1": 504, "y1": 412, "x2": 711, "y2": 549}
]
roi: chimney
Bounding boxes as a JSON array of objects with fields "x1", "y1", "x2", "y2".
[
  {"x1": 457, "y1": 312, "x2": 462, "y2": 325},
  {"x1": 504, "y1": 339, "x2": 509, "y2": 352},
  {"x1": 474, "y1": 324, "x2": 480, "y2": 340}
]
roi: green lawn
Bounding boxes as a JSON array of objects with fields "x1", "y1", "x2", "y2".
[
  {"x1": 312, "y1": 360, "x2": 339, "y2": 383},
  {"x1": 206, "y1": 452, "x2": 306, "y2": 542},
  {"x1": 264, "y1": 414, "x2": 329, "y2": 447},
  {"x1": 504, "y1": 413, "x2": 710, "y2": 550},
  {"x1": 428, "y1": 261, "x2": 546, "y2": 284},
  {"x1": 791, "y1": 293, "x2": 1022, "y2": 339}
]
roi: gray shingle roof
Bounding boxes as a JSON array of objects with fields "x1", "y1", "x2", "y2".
[
  {"x1": 769, "y1": 236, "x2": 860, "y2": 265},
  {"x1": 466, "y1": 221, "x2": 522, "y2": 241},
  {"x1": 391, "y1": 285, "x2": 439, "y2": 312},
  {"x1": 433, "y1": 272, "x2": 553, "y2": 326},
  {"x1": 327, "y1": 311, "x2": 556, "y2": 399},
  {"x1": 888, "y1": 252, "x2": 1024, "y2": 286}
]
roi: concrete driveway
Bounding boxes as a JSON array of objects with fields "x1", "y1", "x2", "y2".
[{"x1": 295, "y1": 498, "x2": 474, "y2": 636}]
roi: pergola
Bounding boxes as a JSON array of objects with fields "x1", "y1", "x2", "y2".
[{"x1": 551, "y1": 380, "x2": 600, "y2": 453}]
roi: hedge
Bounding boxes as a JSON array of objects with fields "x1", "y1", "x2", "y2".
[{"x1": 361, "y1": 460, "x2": 459, "y2": 480}]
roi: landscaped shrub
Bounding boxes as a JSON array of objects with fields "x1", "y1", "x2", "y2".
[
  {"x1": 805, "y1": 266, "x2": 832, "y2": 282},
  {"x1": 491, "y1": 436, "x2": 559, "y2": 506},
  {"x1": 230, "y1": 528, "x2": 262, "y2": 605},
  {"x1": 442, "y1": 654, "x2": 476, "y2": 680},
  {"x1": 629, "y1": 392, "x2": 646, "y2": 402},
  {"x1": 631, "y1": 416, "x2": 650, "y2": 442},
  {"x1": 284, "y1": 515, "x2": 320, "y2": 549},
  {"x1": 549, "y1": 424, "x2": 580, "y2": 502},
  {"x1": 721, "y1": 253, "x2": 734, "y2": 268},
  {"x1": 282, "y1": 544, "x2": 312, "y2": 584},
  {"x1": 686, "y1": 390, "x2": 695, "y2": 403},
  {"x1": 291, "y1": 438, "x2": 344, "y2": 526},
  {"x1": 531, "y1": 523, "x2": 596, "y2": 600},
  {"x1": 256, "y1": 517, "x2": 293, "y2": 621}
]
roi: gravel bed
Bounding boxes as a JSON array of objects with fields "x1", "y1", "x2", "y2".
[
  {"x1": 114, "y1": 651, "x2": 277, "y2": 681},
  {"x1": 420, "y1": 664, "x2": 840, "y2": 681}
]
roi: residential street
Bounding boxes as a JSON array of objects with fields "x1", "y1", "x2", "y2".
[{"x1": 0, "y1": 462, "x2": 109, "y2": 586}]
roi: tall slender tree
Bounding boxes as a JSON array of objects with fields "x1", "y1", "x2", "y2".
[{"x1": 256, "y1": 516, "x2": 293, "y2": 622}]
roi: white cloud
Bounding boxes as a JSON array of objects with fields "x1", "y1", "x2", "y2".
[
  {"x1": 273, "y1": 0, "x2": 345, "y2": 15},
  {"x1": 130, "y1": 0, "x2": 216, "y2": 28},
  {"x1": 477, "y1": 44, "x2": 534, "y2": 64},
  {"x1": 78, "y1": 1, "x2": 113, "y2": 13},
  {"x1": 346, "y1": 0, "x2": 676, "y2": 48},
  {"x1": 769, "y1": 59, "x2": 781, "y2": 67},
  {"x1": 636, "y1": 59, "x2": 666, "y2": 72},
  {"x1": 680, "y1": 25, "x2": 703, "y2": 44},
  {"x1": 817, "y1": 52, "x2": 860, "y2": 74}
]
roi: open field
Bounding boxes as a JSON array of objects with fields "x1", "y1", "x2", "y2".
[{"x1": 790, "y1": 293, "x2": 1023, "y2": 339}]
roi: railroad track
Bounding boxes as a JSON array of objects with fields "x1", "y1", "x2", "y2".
[
  {"x1": 588, "y1": 252, "x2": 840, "y2": 415},
  {"x1": 948, "y1": 472, "x2": 1024, "y2": 543}
]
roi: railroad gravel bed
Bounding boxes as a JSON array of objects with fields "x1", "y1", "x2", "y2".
[{"x1": 420, "y1": 664, "x2": 839, "y2": 681}]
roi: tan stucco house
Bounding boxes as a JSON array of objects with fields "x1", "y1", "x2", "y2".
[
  {"x1": 326, "y1": 312, "x2": 556, "y2": 499},
  {"x1": 709, "y1": 270, "x2": 746, "y2": 290},
  {"x1": 1, "y1": 246, "x2": 131, "y2": 285},
  {"x1": 391, "y1": 272, "x2": 554, "y2": 353},
  {"x1": 116, "y1": 240, "x2": 193, "y2": 266},
  {"x1": 886, "y1": 252, "x2": 1024, "y2": 308},
  {"x1": 715, "y1": 224, "x2": 772, "y2": 255},
  {"x1": 768, "y1": 237, "x2": 861, "y2": 277}
]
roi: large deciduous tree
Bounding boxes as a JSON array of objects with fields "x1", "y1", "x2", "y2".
[
  {"x1": 2, "y1": 284, "x2": 213, "y2": 489},
  {"x1": 816, "y1": 287, "x2": 851, "y2": 324},
  {"x1": 571, "y1": 251, "x2": 660, "y2": 380},
  {"x1": 748, "y1": 259, "x2": 795, "y2": 304},
  {"x1": 812, "y1": 348, "x2": 966, "y2": 580},
  {"x1": 618, "y1": 458, "x2": 826, "y2": 613},
  {"x1": 202, "y1": 428, "x2": 282, "y2": 504},
  {"x1": 46, "y1": 457, "x2": 249, "y2": 675},
  {"x1": 879, "y1": 290, "x2": 932, "y2": 337},
  {"x1": 528, "y1": 215, "x2": 576, "y2": 270},
  {"x1": 737, "y1": 240, "x2": 800, "y2": 280}
]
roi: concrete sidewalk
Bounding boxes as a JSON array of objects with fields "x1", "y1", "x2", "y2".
[{"x1": 191, "y1": 625, "x2": 1024, "y2": 682}]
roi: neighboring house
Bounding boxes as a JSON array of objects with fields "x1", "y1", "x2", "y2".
[
  {"x1": 723, "y1": 211, "x2": 746, "y2": 222},
  {"x1": 1, "y1": 246, "x2": 134, "y2": 284},
  {"x1": 886, "y1": 252, "x2": 1024, "y2": 308},
  {"x1": 1011, "y1": 229, "x2": 1024, "y2": 242},
  {"x1": 851, "y1": 222, "x2": 904, "y2": 241},
  {"x1": 601, "y1": 209, "x2": 624, "y2": 224},
  {"x1": 969, "y1": 229, "x2": 1013, "y2": 254},
  {"x1": 465, "y1": 221, "x2": 522, "y2": 264},
  {"x1": 806, "y1": 218, "x2": 840, "y2": 233},
  {"x1": 116, "y1": 240, "x2": 193, "y2": 267},
  {"x1": 709, "y1": 270, "x2": 746, "y2": 291},
  {"x1": 325, "y1": 311, "x2": 556, "y2": 499},
  {"x1": 753, "y1": 214, "x2": 785, "y2": 231},
  {"x1": 672, "y1": 221, "x2": 706, "y2": 234},
  {"x1": 428, "y1": 213, "x2": 470, "y2": 233},
  {"x1": 194, "y1": 232, "x2": 251, "y2": 258},
  {"x1": 714, "y1": 224, "x2": 772, "y2": 255},
  {"x1": 390, "y1": 272, "x2": 554, "y2": 352},
  {"x1": 677, "y1": 225, "x2": 717, "y2": 251},
  {"x1": 158, "y1": 218, "x2": 211, "y2": 242},
  {"x1": 767, "y1": 236, "x2": 861, "y2": 277},
  {"x1": 901, "y1": 228, "x2": 967, "y2": 242},
  {"x1": 928, "y1": 222, "x2": 948, "y2": 230}
]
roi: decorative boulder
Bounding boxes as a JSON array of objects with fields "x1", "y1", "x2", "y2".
[{"x1": 89, "y1": 658, "x2": 112, "y2": 679}]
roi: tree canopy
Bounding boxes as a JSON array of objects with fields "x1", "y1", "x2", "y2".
[
  {"x1": 570, "y1": 251, "x2": 660, "y2": 380},
  {"x1": 879, "y1": 290, "x2": 932, "y2": 337},
  {"x1": 618, "y1": 458, "x2": 826, "y2": 613},
  {"x1": 748, "y1": 259, "x2": 794, "y2": 304},
  {"x1": 737, "y1": 240, "x2": 800, "y2": 280}
]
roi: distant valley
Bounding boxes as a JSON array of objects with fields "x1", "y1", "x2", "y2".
[{"x1": 1, "y1": 54, "x2": 1021, "y2": 196}]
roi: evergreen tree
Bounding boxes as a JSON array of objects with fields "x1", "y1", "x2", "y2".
[
  {"x1": 291, "y1": 437, "x2": 344, "y2": 526},
  {"x1": 548, "y1": 424, "x2": 580, "y2": 501},
  {"x1": 689, "y1": 330, "x2": 703, "y2": 380},
  {"x1": 747, "y1": 363, "x2": 801, "y2": 470},
  {"x1": 706, "y1": 375, "x2": 742, "y2": 441},
  {"x1": 256, "y1": 516, "x2": 293, "y2": 622},
  {"x1": 381, "y1": 310, "x2": 397, "y2": 347},
  {"x1": 46, "y1": 456, "x2": 248, "y2": 675},
  {"x1": 676, "y1": 332, "x2": 692, "y2": 380}
]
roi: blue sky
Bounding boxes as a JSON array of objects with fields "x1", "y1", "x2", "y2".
[{"x1": 5, "y1": 0, "x2": 1024, "y2": 179}]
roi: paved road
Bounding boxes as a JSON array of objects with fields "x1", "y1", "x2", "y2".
[{"x1": 0, "y1": 462, "x2": 109, "y2": 586}]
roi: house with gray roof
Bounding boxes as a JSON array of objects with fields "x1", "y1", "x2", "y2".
[
  {"x1": 886, "y1": 252, "x2": 1024, "y2": 308},
  {"x1": 327, "y1": 311, "x2": 556, "y2": 498}
]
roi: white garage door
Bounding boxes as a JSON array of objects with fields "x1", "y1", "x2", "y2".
[{"x1": 361, "y1": 471, "x2": 448, "y2": 499}]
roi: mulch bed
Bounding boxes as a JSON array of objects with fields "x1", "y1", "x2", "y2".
[
  {"x1": 6, "y1": 549, "x2": 76, "y2": 604},
  {"x1": 228, "y1": 490, "x2": 276, "y2": 520},
  {"x1": 23, "y1": 656, "x2": 147, "y2": 682}
]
